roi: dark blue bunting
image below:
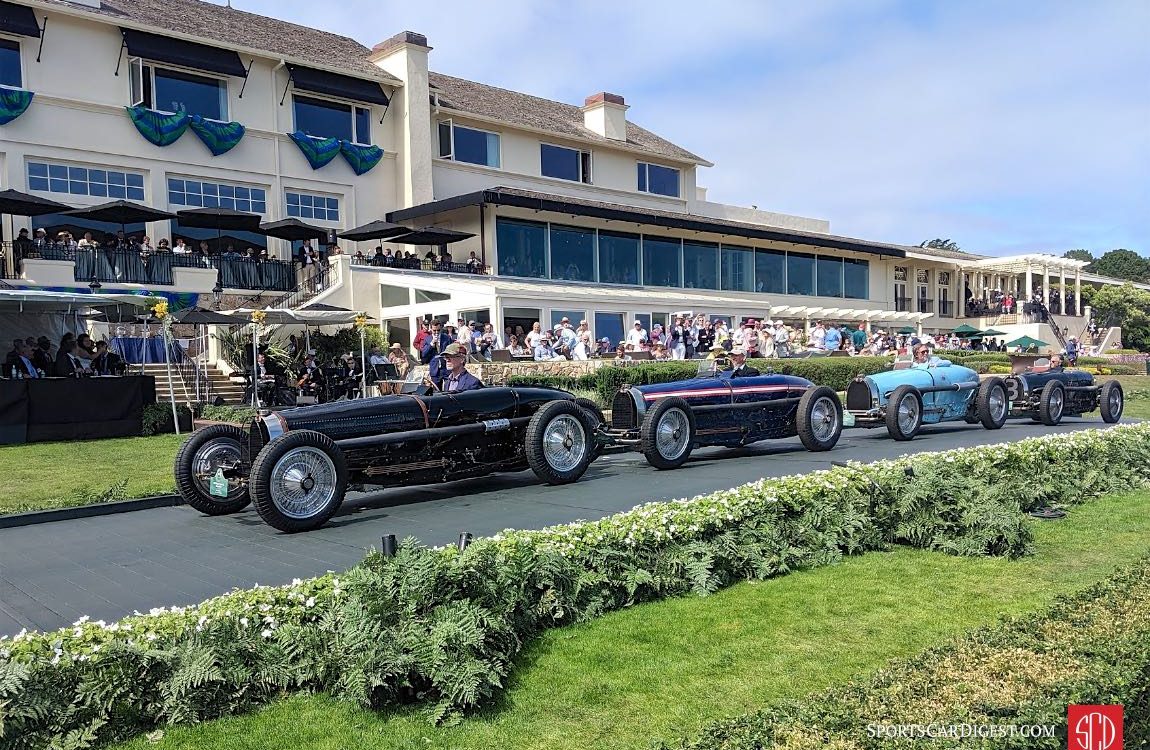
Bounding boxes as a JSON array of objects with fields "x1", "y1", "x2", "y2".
[
  {"x1": 0, "y1": 88, "x2": 34, "y2": 126},
  {"x1": 126, "y1": 106, "x2": 190, "y2": 147},
  {"x1": 339, "y1": 140, "x2": 384, "y2": 175},
  {"x1": 189, "y1": 115, "x2": 246, "y2": 156},
  {"x1": 288, "y1": 131, "x2": 341, "y2": 169}
]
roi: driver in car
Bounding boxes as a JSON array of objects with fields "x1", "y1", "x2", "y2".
[
  {"x1": 442, "y1": 343, "x2": 483, "y2": 392},
  {"x1": 729, "y1": 347, "x2": 761, "y2": 378},
  {"x1": 910, "y1": 344, "x2": 941, "y2": 369}
]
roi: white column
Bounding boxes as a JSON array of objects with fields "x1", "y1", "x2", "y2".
[
  {"x1": 1025, "y1": 265, "x2": 1033, "y2": 300},
  {"x1": 1042, "y1": 266, "x2": 1050, "y2": 308},
  {"x1": 1075, "y1": 270, "x2": 1082, "y2": 316},
  {"x1": 1059, "y1": 266, "x2": 1066, "y2": 313}
]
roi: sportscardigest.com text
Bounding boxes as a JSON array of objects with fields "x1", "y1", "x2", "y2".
[{"x1": 867, "y1": 723, "x2": 1058, "y2": 740}]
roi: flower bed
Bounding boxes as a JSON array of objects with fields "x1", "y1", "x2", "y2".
[
  {"x1": 670, "y1": 555, "x2": 1150, "y2": 750},
  {"x1": 3, "y1": 425, "x2": 1150, "y2": 748}
]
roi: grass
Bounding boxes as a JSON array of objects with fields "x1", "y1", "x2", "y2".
[
  {"x1": 1108, "y1": 374, "x2": 1150, "y2": 419},
  {"x1": 0, "y1": 434, "x2": 183, "y2": 514},
  {"x1": 113, "y1": 488, "x2": 1150, "y2": 750}
]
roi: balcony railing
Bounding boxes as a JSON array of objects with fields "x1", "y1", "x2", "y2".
[
  {"x1": 894, "y1": 295, "x2": 911, "y2": 312},
  {"x1": 350, "y1": 255, "x2": 491, "y2": 275},
  {"x1": 938, "y1": 300, "x2": 954, "y2": 318},
  {"x1": 916, "y1": 297, "x2": 935, "y2": 314}
]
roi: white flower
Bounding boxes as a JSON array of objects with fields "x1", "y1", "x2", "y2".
[
  {"x1": 305, "y1": 597, "x2": 315, "y2": 608},
  {"x1": 261, "y1": 629, "x2": 273, "y2": 638},
  {"x1": 240, "y1": 617, "x2": 249, "y2": 627},
  {"x1": 74, "y1": 615, "x2": 90, "y2": 625},
  {"x1": 145, "y1": 632, "x2": 157, "y2": 642}
]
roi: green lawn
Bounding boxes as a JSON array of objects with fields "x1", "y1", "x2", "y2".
[
  {"x1": 114, "y1": 489, "x2": 1150, "y2": 750},
  {"x1": 0, "y1": 434, "x2": 183, "y2": 514}
]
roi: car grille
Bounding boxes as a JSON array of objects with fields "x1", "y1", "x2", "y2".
[
  {"x1": 611, "y1": 391, "x2": 637, "y2": 429},
  {"x1": 846, "y1": 381, "x2": 872, "y2": 411},
  {"x1": 247, "y1": 420, "x2": 265, "y2": 460}
]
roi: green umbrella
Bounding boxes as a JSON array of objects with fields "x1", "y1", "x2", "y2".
[
  {"x1": 1005, "y1": 335, "x2": 1049, "y2": 349},
  {"x1": 952, "y1": 324, "x2": 983, "y2": 336},
  {"x1": 978, "y1": 328, "x2": 1008, "y2": 337},
  {"x1": 897, "y1": 326, "x2": 916, "y2": 334}
]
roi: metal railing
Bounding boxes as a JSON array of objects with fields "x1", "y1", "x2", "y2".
[
  {"x1": 915, "y1": 297, "x2": 934, "y2": 314},
  {"x1": 0, "y1": 243, "x2": 19, "y2": 279},
  {"x1": 894, "y1": 296, "x2": 910, "y2": 312},
  {"x1": 938, "y1": 300, "x2": 954, "y2": 318},
  {"x1": 350, "y1": 255, "x2": 491, "y2": 275}
]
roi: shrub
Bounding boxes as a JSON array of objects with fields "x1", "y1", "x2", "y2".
[
  {"x1": 3, "y1": 425, "x2": 1150, "y2": 747},
  {"x1": 669, "y1": 557, "x2": 1150, "y2": 750},
  {"x1": 141, "y1": 403, "x2": 193, "y2": 436},
  {"x1": 196, "y1": 404, "x2": 257, "y2": 424}
]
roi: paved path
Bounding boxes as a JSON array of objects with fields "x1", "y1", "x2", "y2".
[{"x1": 0, "y1": 419, "x2": 1127, "y2": 636}]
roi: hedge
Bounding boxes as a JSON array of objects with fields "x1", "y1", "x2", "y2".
[
  {"x1": 3, "y1": 425, "x2": 1150, "y2": 748},
  {"x1": 671, "y1": 556, "x2": 1150, "y2": 750}
]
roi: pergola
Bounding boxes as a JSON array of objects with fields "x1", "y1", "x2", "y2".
[
  {"x1": 963, "y1": 253, "x2": 1090, "y2": 309},
  {"x1": 768, "y1": 304, "x2": 930, "y2": 331}
]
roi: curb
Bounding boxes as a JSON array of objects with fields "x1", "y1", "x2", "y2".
[{"x1": 0, "y1": 495, "x2": 184, "y2": 529}]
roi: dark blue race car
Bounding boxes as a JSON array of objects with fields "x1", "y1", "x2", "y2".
[{"x1": 1003, "y1": 362, "x2": 1124, "y2": 425}]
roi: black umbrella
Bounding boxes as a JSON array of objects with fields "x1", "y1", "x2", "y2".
[
  {"x1": 66, "y1": 200, "x2": 174, "y2": 225},
  {"x1": 338, "y1": 219, "x2": 411, "y2": 242},
  {"x1": 170, "y1": 306, "x2": 247, "y2": 325},
  {"x1": 0, "y1": 188, "x2": 72, "y2": 217},
  {"x1": 388, "y1": 227, "x2": 474, "y2": 245},
  {"x1": 176, "y1": 207, "x2": 263, "y2": 232},
  {"x1": 260, "y1": 218, "x2": 329, "y2": 242}
]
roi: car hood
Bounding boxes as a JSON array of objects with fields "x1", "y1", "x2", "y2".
[
  {"x1": 863, "y1": 363, "x2": 980, "y2": 395},
  {"x1": 631, "y1": 372, "x2": 813, "y2": 398}
]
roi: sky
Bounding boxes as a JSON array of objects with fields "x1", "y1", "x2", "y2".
[{"x1": 237, "y1": 0, "x2": 1149, "y2": 257}]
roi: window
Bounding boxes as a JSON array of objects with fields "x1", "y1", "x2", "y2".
[
  {"x1": 496, "y1": 218, "x2": 546, "y2": 278},
  {"x1": 550, "y1": 310, "x2": 584, "y2": 330},
  {"x1": 844, "y1": 259, "x2": 869, "y2": 299},
  {"x1": 637, "y1": 162, "x2": 680, "y2": 198},
  {"x1": 540, "y1": 144, "x2": 591, "y2": 183},
  {"x1": 286, "y1": 191, "x2": 340, "y2": 222},
  {"x1": 379, "y1": 284, "x2": 410, "y2": 307},
  {"x1": 894, "y1": 266, "x2": 908, "y2": 282},
  {"x1": 635, "y1": 313, "x2": 651, "y2": 334},
  {"x1": 168, "y1": 178, "x2": 266, "y2": 212},
  {"x1": 721, "y1": 245, "x2": 755, "y2": 292},
  {"x1": 413, "y1": 289, "x2": 450, "y2": 304},
  {"x1": 293, "y1": 94, "x2": 371, "y2": 144},
  {"x1": 816, "y1": 256, "x2": 843, "y2": 298},
  {"x1": 598, "y1": 231, "x2": 639, "y2": 285},
  {"x1": 594, "y1": 312, "x2": 625, "y2": 349},
  {"x1": 786, "y1": 252, "x2": 815, "y2": 296},
  {"x1": 504, "y1": 307, "x2": 542, "y2": 340},
  {"x1": 0, "y1": 39, "x2": 21, "y2": 88},
  {"x1": 549, "y1": 225, "x2": 595, "y2": 282},
  {"x1": 755, "y1": 248, "x2": 786, "y2": 294},
  {"x1": 683, "y1": 241, "x2": 718, "y2": 290},
  {"x1": 438, "y1": 120, "x2": 500, "y2": 168},
  {"x1": 129, "y1": 59, "x2": 227, "y2": 120},
  {"x1": 642, "y1": 236, "x2": 682, "y2": 288},
  {"x1": 28, "y1": 161, "x2": 145, "y2": 200}
]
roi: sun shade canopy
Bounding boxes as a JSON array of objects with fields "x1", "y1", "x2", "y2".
[
  {"x1": 121, "y1": 28, "x2": 247, "y2": 78},
  {"x1": 0, "y1": 1, "x2": 39, "y2": 38},
  {"x1": 287, "y1": 63, "x2": 390, "y2": 106}
]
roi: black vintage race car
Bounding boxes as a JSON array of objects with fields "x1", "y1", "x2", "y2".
[
  {"x1": 1003, "y1": 365, "x2": 1124, "y2": 425},
  {"x1": 174, "y1": 388, "x2": 601, "y2": 532}
]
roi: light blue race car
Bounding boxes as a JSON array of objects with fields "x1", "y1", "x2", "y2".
[{"x1": 844, "y1": 360, "x2": 1008, "y2": 440}]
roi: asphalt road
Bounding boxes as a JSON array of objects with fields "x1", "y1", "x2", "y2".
[{"x1": 0, "y1": 418, "x2": 1131, "y2": 636}]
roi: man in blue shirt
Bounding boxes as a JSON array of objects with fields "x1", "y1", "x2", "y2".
[{"x1": 824, "y1": 324, "x2": 842, "y2": 352}]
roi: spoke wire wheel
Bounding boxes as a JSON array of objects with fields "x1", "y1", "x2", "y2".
[
  {"x1": 639, "y1": 396, "x2": 696, "y2": 470},
  {"x1": 542, "y1": 413, "x2": 588, "y2": 473},
  {"x1": 898, "y1": 395, "x2": 920, "y2": 434},
  {"x1": 1040, "y1": 382, "x2": 1065, "y2": 425},
  {"x1": 1110, "y1": 389, "x2": 1122, "y2": 414},
  {"x1": 269, "y1": 446, "x2": 339, "y2": 520},
  {"x1": 655, "y1": 407, "x2": 691, "y2": 461},
  {"x1": 193, "y1": 438, "x2": 244, "y2": 500},
  {"x1": 808, "y1": 396, "x2": 839, "y2": 444},
  {"x1": 885, "y1": 385, "x2": 922, "y2": 441},
  {"x1": 989, "y1": 386, "x2": 1006, "y2": 421}
]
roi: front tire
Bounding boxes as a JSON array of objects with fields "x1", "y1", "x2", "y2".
[
  {"x1": 174, "y1": 424, "x2": 251, "y2": 515},
  {"x1": 885, "y1": 385, "x2": 923, "y2": 441},
  {"x1": 1100, "y1": 380, "x2": 1124, "y2": 423},
  {"x1": 1039, "y1": 381, "x2": 1065, "y2": 426},
  {"x1": 976, "y1": 377, "x2": 1008, "y2": 430},
  {"x1": 249, "y1": 430, "x2": 348, "y2": 532},
  {"x1": 640, "y1": 396, "x2": 696, "y2": 470},
  {"x1": 797, "y1": 386, "x2": 842, "y2": 451},
  {"x1": 525, "y1": 400, "x2": 595, "y2": 485},
  {"x1": 574, "y1": 397, "x2": 606, "y2": 459}
]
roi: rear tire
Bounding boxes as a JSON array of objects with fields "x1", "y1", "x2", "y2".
[
  {"x1": 885, "y1": 385, "x2": 922, "y2": 441},
  {"x1": 1100, "y1": 380, "x2": 1124, "y2": 423},
  {"x1": 796, "y1": 386, "x2": 842, "y2": 451},
  {"x1": 250, "y1": 430, "x2": 348, "y2": 532},
  {"x1": 640, "y1": 396, "x2": 696, "y2": 470},
  {"x1": 525, "y1": 400, "x2": 595, "y2": 485},
  {"x1": 976, "y1": 377, "x2": 1008, "y2": 430},
  {"x1": 174, "y1": 424, "x2": 251, "y2": 515},
  {"x1": 1039, "y1": 381, "x2": 1065, "y2": 426}
]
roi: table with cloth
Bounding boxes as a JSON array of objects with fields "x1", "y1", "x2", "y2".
[
  {"x1": 0, "y1": 375, "x2": 156, "y2": 444},
  {"x1": 110, "y1": 337, "x2": 184, "y2": 364}
]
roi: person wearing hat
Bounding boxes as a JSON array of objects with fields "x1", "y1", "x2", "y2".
[
  {"x1": 626, "y1": 319, "x2": 648, "y2": 347},
  {"x1": 1065, "y1": 335, "x2": 1078, "y2": 366},
  {"x1": 442, "y1": 342, "x2": 483, "y2": 392},
  {"x1": 534, "y1": 333, "x2": 562, "y2": 361},
  {"x1": 728, "y1": 347, "x2": 760, "y2": 378},
  {"x1": 387, "y1": 342, "x2": 410, "y2": 377}
]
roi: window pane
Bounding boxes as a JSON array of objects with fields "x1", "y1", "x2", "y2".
[
  {"x1": 682, "y1": 241, "x2": 718, "y2": 290},
  {"x1": 540, "y1": 144, "x2": 580, "y2": 181},
  {"x1": 354, "y1": 106, "x2": 371, "y2": 144},
  {"x1": 252, "y1": 188, "x2": 266, "y2": 203},
  {"x1": 28, "y1": 162, "x2": 47, "y2": 178},
  {"x1": 644, "y1": 163, "x2": 680, "y2": 197},
  {"x1": 48, "y1": 165, "x2": 67, "y2": 179},
  {"x1": 844, "y1": 259, "x2": 869, "y2": 299},
  {"x1": 28, "y1": 176, "x2": 49, "y2": 191},
  {"x1": 721, "y1": 244, "x2": 755, "y2": 292},
  {"x1": 550, "y1": 309, "x2": 584, "y2": 330},
  {"x1": 126, "y1": 173, "x2": 144, "y2": 188},
  {"x1": 642, "y1": 236, "x2": 681, "y2": 288},
  {"x1": 636, "y1": 163, "x2": 647, "y2": 192},
  {"x1": 598, "y1": 231, "x2": 639, "y2": 285},
  {"x1": 594, "y1": 312, "x2": 625, "y2": 350},
  {"x1": 154, "y1": 68, "x2": 225, "y2": 120},
  {"x1": 635, "y1": 313, "x2": 651, "y2": 333},
  {"x1": 219, "y1": 184, "x2": 234, "y2": 198},
  {"x1": 0, "y1": 39, "x2": 20, "y2": 88},
  {"x1": 93, "y1": 183, "x2": 111, "y2": 197},
  {"x1": 453, "y1": 125, "x2": 499, "y2": 167},
  {"x1": 108, "y1": 172, "x2": 125, "y2": 185},
  {"x1": 438, "y1": 121, "x2": 452, "y2": 158},
  {"x1": 816, "y1": 256, "x2": 843, "y2": 298},
  {"x1": 496, "y1": 218, "x2": 546, "y2": 279},
  {"x1": 293, "y1": 95, "x2": 352, "y2": 141},
  {"x1": 108, "y1": 184, "x2": 126, "y2": 199},
  {"x1": 549, "y1": 225, "x2": 595, "y2": 282},
  {"x1": 786, "y1": 252, "x2": 815, "y2": 296}
]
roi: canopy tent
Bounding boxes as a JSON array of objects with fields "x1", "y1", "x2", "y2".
[{"x1": 897, "y1": 326, "x2": 916, "y2": 334}]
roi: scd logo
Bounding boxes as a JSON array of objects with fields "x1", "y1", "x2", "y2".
[{"x1": 1068, "y1": 705, "x2": 1123, "y2": 750}]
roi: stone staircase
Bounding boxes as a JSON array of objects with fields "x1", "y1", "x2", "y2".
[{"x1": 138, "y1": 363, "x2": 247, "y2": 404}]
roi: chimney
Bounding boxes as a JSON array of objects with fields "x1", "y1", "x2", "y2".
[
  {"x1": 370, "y1": 32, "x2": 433, "y2": 206},
  {"x1": 582, "y1": 92, "x2": 628, "y2": 141}
]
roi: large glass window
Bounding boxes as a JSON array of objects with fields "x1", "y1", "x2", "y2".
[
  {"x1": 786, "y1": 252, "x2": 815, "y2": 296},
  {"x1": 720, "y1": 244, "x2": 754, "y2": 292},
  {"x1": 682, "y1": 241, "x2": 718, "y2": 290},
  {"x1": 168, "y1": 178, "x2": 266, "y2": 213},
  {"x1": 496, "y1": 218, "x2": 546, "y2": 279},
  {"x1": 504, "y1": 307, "x2": 542, "y2": 341},
  {"x1": 598, "y1": 231, "x2": 639, "y2": 285},
  {"x1": 380, "y1": 284, "x2": 410, "y2": 307},
  {"x1": 594, "y1": 312, "x2": 625, "y2": 349},
  {"x1": 154, "y1": 68, "x2": 226, "y2": 120},
  {"x1": 549, "y1": 225, "x2": 595, "y2": 282},
  {"x1": 439, "y1": 121, "x2": 500, "y2": 168},
  {"x1": 550, "y1": 309, "x2": 584, "y2": 330},
  {"x1": 540, "y1": 144, "x2": 591, "y2": 183},
  {"x1": 755, "y1": 248, "x2": 786, "y2": 294},
  {"x1": 844, "y1": 258, "x2": 869, "y2": 299},
  {"x1": 637, "y1": 162, "x2": 680, "y2": 198},
  {"x1": 29, "y1": 162, "x2": 145, "y2": 201},
  {"x1": 642, "y1": 236, "x2": 681, "y2": 288},
  {"x1": 816, "y1": 256, "x2": 843, "y2": 298},
  {"x1": 286, "y1": 191, "x2": 339, "y2": 222},
  {"x1": 293, "y1": 95, "x2": 371, "y2": 144},
  {"x1": 0, "y1": 39, "x2": 21, "y2": 88}
]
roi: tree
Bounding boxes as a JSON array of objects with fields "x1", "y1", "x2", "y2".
[
  {"x1": 1083, "y1": 283, "x2": 1150, "y2": 352},
  {"x1": 919, "y1": 238, "x2": 962, "y2": 252},
  {"x1": 1063, "y1": 249, "x2": 1094, "y2": 263},
  {"x1": 1088, "y1": 249, "x2": 1150, "y2": 283}
]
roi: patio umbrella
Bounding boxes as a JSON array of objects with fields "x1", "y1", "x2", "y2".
[
  {"x1": 1005, "y1": 335, "x2": 1049, "y2": 349},
  {"x1": 978, "y1": 328, "x2": 1008, "y2": 337},
  {"x1": 388, "y1": 227, "x2": 474, "y2": 245},
  {"x1": 952, "y1": 324, "x2": 983, "y2": 337},
  {"x1": 338, "y1": 219, "x2": 410, "y2": 243},
  {"x1": 176, "y1": 207, "x2": 263, "y2": 232},
  {"x1": 260, "y1": 218, "x2": 329, "y2": 242},
  {"x1": 66, "y1": 200, "x2": 174, "y2": 226},
  {"x1": 897, "y1": 326, "x2": 916, "y2": 334},
  {"x1": 0, "y1": 188, "x2": 72, "y2": 217}
]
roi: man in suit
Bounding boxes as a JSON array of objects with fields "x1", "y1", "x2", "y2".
[
  {"x1": 420, "y1": 319, "x2": 454, "y2": 389},
  {"x1": 90, "y1": 341, "x2": 125, "y2": 376},
  {"x1": 441, "y1": 343, "x2": 482, "y2": 392},
  {"x1": 32, "y1": 336, "x2": 53, "y2": 373},
  {"x1": 728, "y1": 348, "x2": 760, "y2": 378},
  {"x1": 54, "y1": 340, "x2": 84, "y2": 377},
  {"x1": 12, "y1": 343, "x2": 40, "y2": 377}
]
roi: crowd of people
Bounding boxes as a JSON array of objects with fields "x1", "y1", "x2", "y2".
[
  {"x1": 965, "y1": 287, "x2": 1079, "y2": 321},
  {"x1": 351, "y1": 245, "x2": 486, "y2": 274},
  {"x1": 3, "y1": 333, "x2": 126, "y2": 379},
  {"x1": 11, "y1": 227, "x2": 286, "y2": 264}
]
